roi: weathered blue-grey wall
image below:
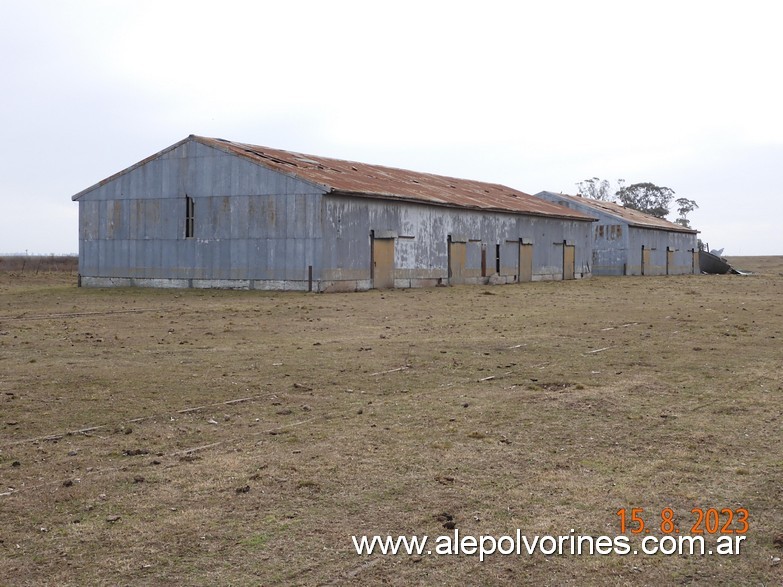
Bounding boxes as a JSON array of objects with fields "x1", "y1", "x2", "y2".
[
  {"x1": 626, "y1": 228, "x2": 697, "y2": 276},
  {"x1": 77, "y1": 140, "x2": 325, "y2": 289},
  {"x1": 76, "y1": 140, "x2": 594, "y2": 291},
  {"x1": 320, "y1": 195, "x2": 593, "y2": 291},
  {"x1": 534, "y1": 191, "x2": 697, "y2": 276}
]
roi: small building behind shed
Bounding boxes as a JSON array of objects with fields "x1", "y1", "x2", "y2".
[
  {"x1": 71, "y1": 136, "x2": 597, "y2": 292},
  {"x1": 534, "y1": 191, "x2": 699, "y2": 276}
]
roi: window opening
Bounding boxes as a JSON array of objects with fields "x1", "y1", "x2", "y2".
[{"x1": 185, "y1": 196, "x2": 195, "y2": 238}]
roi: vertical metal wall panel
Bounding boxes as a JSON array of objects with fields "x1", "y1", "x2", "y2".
[
  {"x1": 229, "y1": 239, "x2": 247, "y2": 280},
  {"x1": 76, "y1": 138, "x2": 608, "y2": 289},
  {"x1": 218, "y1": 240, "x2": 232, "y2": 279},
  {"x1": 534, "y1": 191, "x2": 697, "y2": 276},
  {"x1": 252, "y1": 238, "x2": 265, "y2": 280},
  {"x1": 321, "y1": 195, "x2": 593, "y2": 285},
  {"x1": 76, "y1": 137, "x2": 324, "y2": 283},
  {"x1": 288, "y1": 239, "x2": 305, "y2": 280},
  {"x1": 230, "y1": 196, "x2": 250, "y2": 240},
  {"x1": 128, "y1": 238, "x2": 137, "y2": 276}
]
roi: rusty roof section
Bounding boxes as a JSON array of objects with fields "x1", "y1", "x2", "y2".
[
  {"x1": 538, "y1": 191, "x2": 697, "y2": 233},
  {"x1": 193, "y1": 136, "x2": 595, "y2": 222}
]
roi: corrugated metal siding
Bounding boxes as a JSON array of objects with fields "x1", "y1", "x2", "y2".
[
  {"x1": 76, "y1": 140, "x2": 324, "y2": 282},
  {"x1": 535, "y1": 191, "x2": 697, "y2": 276},
  {"x1": 321, "y1": 195, "x2": 592, "y2": 285},
  {"x1": 627, "y1": 228, "x2": 697, "y2": 276},
  {"x1": 75, "y1": 138, "x2": 597, "y2": 290},
  {"x1": 183, "y1": 136, "x2": 595, "y2": 222}
]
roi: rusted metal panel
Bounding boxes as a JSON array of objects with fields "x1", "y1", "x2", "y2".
[
  {"x1": 537, "y1": 191, "x2": 696, "y2": 234},
  {"x1": 125, "y1": 136, "x2": 594, "y2": 222}
]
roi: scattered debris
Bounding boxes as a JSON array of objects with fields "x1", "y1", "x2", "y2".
[
  {"x1": 369, "y1": 366, "x2": 409, "y2": 377},
  {"x1": 435, "y1": 474, "x2": 455, "y2": 485},
  {"x1": 586, "y1": 347, "x2": 611, "y2": 354},
  {"x1": 123, "y1": 449, "x2": 149, "y2": 456},
  {"x1": 699, "y1": 245, "x2": 746, "y2": 274}
]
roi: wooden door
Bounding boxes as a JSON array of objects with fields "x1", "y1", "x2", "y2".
[
  {"x1": 518, "y1": 243, "x2": 533, "y2": 282},
  {"x1": 372, "y1": 236, "x2": 395, "y2": 289},
  {"x1": 641, "y1": 246, "x2": 650, "y2": 276},
  {"x1": 448, "y1": 239, "x2": 466, "y2": 285},
  {"x1": 666, "y1": 247, "x2": 675, "y2": 275},
  {"x1": 563, "y1": 244, "x2": 575, "y2": 280}
]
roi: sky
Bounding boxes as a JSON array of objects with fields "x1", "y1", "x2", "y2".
[{"x1": 1, "y1": 0, "x2": 781, "y2": 255}]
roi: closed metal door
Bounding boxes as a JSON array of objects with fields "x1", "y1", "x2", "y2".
[
  {"x1": 563, "y1": 245, "x2": 575, "y2": 280},
  {"x1": 372, "y1": 236, "x2": 395, "y2": 289},
  {"x1": 448, "y1": 240, "x2": 466, "y2": 285},
  {"x1": 518, "y1": 243, "x2": 533, "y2": 282}
]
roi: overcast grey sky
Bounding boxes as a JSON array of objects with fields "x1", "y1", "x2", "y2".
[{"x1": 2, "y1": 0, "x2": 781, "y2": 255}]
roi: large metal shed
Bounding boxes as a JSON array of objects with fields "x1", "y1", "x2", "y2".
[
  {"x1": 71, "y1": 136, "x2": 597, "y2": 292},
  {"x1": 534, "y1": 191, "x2": 699, "y2": 276}
]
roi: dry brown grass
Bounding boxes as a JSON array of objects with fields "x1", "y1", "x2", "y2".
[
  {"x1": 1, "y1": 260, "x2": 782, "y2": 586},
  {"x1": 0, "y1": 255, "x2": 78, "y2": 274}
]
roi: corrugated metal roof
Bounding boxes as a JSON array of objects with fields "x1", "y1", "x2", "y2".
[
  {"x1": 194, "y1": 136, "x2": 595, "y2": 222},
  {"x1": 537, "y1": 191, "x2": 697, "y2": 233}
]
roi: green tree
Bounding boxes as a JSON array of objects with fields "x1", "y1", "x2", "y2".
[
  {"x1": 615, "y1": 182, "x2": 675, "y2": 218},
  {"x1": 674, "y1": 197, "x2": 699, "y2": 228},
  {"x1": 575, "y1": 177, "x2": 624, "y2": 201}
]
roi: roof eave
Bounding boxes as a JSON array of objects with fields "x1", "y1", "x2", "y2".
[
  {"x1": 626, "y1": 221, "x2": 699, "y2": 234},
  {"x1": 328, "y1": 190, "x2": 598, "y2": 222}
]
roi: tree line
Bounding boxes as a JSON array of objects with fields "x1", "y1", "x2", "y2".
[{"x1": 575, "y1": 178, "x2": 698, "y2": 228}]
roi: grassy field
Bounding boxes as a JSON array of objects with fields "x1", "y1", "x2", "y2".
[
  {"x1": 0, "y1": 255, "x2": 77, "y2": 273},
  {"x1": 1, "y1": 257, "x2": 782, "y2": 585}
]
